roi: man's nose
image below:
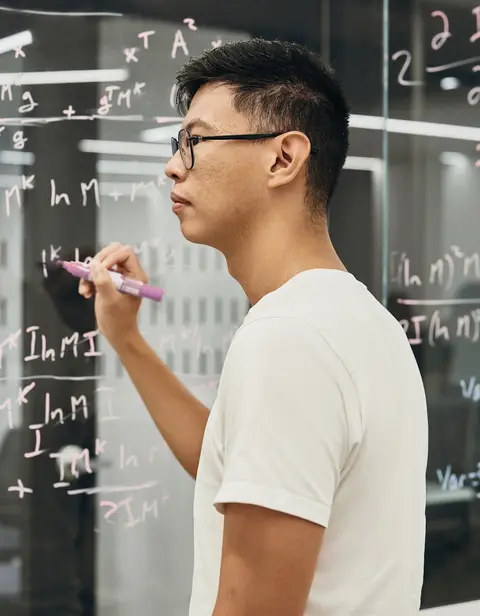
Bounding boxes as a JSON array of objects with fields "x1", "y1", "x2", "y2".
[{"x1": 165, "y1": 151, "x2": 187, "y2": 181}]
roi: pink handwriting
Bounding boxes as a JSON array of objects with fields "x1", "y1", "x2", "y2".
[
  {"x1": 63, "y1": 105, "x2": 76, "y2": 118},
  {"x1": 21, "y1": 325, "x2": 101, "y2": 363},
  {"x1": 50, "y1": 445, "x2": 93, "y2": 487},
  {"x1": 68, "y1": 480, "x2": 158, "y2": 496},
  {"x1": 19, "y1": 91, "x2": 38, "y2": 114},
  {"x1": 471, "y1": 6, "x2": 480, "y2": 43},
  {"x1": 100, "y1": 496, "x2": 159, "y2": 529},
  {"x1": 8, "y1": 479, "x2": 32, "y2": 498},
  {"x1": 390, "y1": 248, "x2": 480, "y2": 289},
  {"x1": 392, "y1": 50, "x2": 424, "y2": 87},
  {"x1": 399, "y1": 309, "x2": 480, "y2": 347},
  {"x1": 0, "y1": 381, "x2": 36, "y2": 429},
  {"x1": 24, "y1": 425, "x2": 47, "y2": 458},
  {"x1": 14, "y1": 46, "x2": 26, "y2": 59},
  {"x1": 96, "y1": 386, "x2": 121, "y2": 422},
  {"x1": 183, "y1": 18, "x2": 197, "y2": 31},
  {"x1": 123, "y1": 47, "x2": 138, "y2": 63},
  {"x1": 171, "y1": 30, "x2": 189, "y2": 59},
  {"x1": 468, "y1": 82, "x2": 480, "y2": 106},
  {"x1": 138, "y1": 30, "x2": 155, "y2": 48},
  {"x1": 13, "y1": 129, "x2": 27, "y2": 149},
  {"x1": 431, "y1": 11, "x2": 451, "y2": 50},
  {"x1": 119, "y1": 444, "x2": 139, "y2": 469}
]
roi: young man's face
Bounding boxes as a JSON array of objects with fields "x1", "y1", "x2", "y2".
[{"x1": 165, "y1": 83, "x2": 273, "y2": 253}]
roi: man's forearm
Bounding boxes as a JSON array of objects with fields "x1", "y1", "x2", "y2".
[{"x1": 113, "y1": 330, "x2": 209, "y2": 479}]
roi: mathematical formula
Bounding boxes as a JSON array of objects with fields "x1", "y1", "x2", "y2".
[
  {"x1": 392, "y1": 5, "x2": 480, "y2": 107},
  {"x1": 390, "y1": 247, "x2": 480, "y2": 289}
]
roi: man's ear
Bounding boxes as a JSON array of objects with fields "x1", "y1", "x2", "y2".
[{"x1": 267, "y1": 131, "x2": 312, "y2": 189}]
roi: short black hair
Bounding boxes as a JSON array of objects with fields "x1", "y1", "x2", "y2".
[{"x1": 175, "y1": 38, "x2": 350, "y2": 221}]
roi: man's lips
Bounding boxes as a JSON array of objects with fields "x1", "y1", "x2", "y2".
[{"x1": 171, "y1": 192, "x2": 191, "y2": 205}]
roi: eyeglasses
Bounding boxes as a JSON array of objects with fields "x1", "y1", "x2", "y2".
[{"x1": 171, "y1": 128, "x2": 318, "y2": 170}]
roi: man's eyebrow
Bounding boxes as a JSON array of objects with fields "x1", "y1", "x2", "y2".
[{"x1": 183, "y1": 118, "x2": 216, "y2": 133}]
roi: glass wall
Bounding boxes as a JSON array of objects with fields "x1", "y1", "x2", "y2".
[
  {"x1": 0, "y1": 1, "x2": 478, "y2": 615},
  {"x1": 387, "y1": 0, "x2": 480, "y2": 612}
]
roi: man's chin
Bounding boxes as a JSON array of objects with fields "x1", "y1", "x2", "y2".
[{"x1": 179, "y1": 220, "x2": 212, "y2": 246}]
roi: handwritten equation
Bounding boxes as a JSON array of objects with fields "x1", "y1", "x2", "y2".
[
  {"x1": 392, "y1": 5, "x2": 480, "y2": 106},
  {"x1": 392, "y1": 4, "x2": 480, "y2": 172},
  {"x1": 390, "y1": 246, "x2": 480, "y2": 290},
  {"x1": 2, "y1": 176, "x2": 170, "y2": 218},
  {"x1": 0, "y1": 16, "x2": 232, "y2": 536},
  {"x1": 1, "y1": 375, "x2": 171, "y2": 530},
  {"x1": 0, "y1": 323, "x2": 237, "y2": 371},
  {"x1": 399, "y1": 308, "x2": 480, "y2": 346},
  {"x1": 436, "y1": 462, "x2": 480, "y2": 493},
  {"x1": 0, "y1": 20, "x2": 225, "y2": 221}
]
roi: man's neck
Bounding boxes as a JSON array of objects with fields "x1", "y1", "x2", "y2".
[{"x1": 224, "y1": 225, "x2": 346, "y2": 306}]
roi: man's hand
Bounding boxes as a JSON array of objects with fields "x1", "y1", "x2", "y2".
[
  {"x1": 213, "y1": 503, "x2": 324, "y2": 616},
  {"x1": 78, "y1": 242, "x2": 148, "y2": 348}
]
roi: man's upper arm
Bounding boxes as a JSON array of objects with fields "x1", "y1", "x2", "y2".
[
  {"x1": 215, "y1": 316, "x2": 356, "y2": 528},
  {"x1": 212, "y1": 316, "x2": 358, "y2": 616},
  {"x1": 214, "y1": 502, "x2": 324, "y2": 616}
]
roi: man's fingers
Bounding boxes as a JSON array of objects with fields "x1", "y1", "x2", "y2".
[
  {"x1": 94, "y1": 242, "x2": 123, "y2": 263},
  {"x1": 79, "y1": 278, "x2": 94, "y2": 298},
  {"x1": 101, "y1": 246, "x2": 148, "y2": 283},
  {"x1": 90, "y1": 259, "x2": 116, "y2": 296},
  {"x1": 101, "y1": 246, "x2": 135, "y2": 270}
]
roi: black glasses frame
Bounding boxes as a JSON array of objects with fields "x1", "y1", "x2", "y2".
[{"x1": 171, "y1": 128, "x2": 318, "y2": 170}]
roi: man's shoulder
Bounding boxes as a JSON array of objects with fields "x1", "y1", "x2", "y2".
[{"x1": 224, "y1": 315, "x2": 347, "y2": 381}]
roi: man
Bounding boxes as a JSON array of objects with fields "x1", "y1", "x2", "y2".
[{"x1": 80, "y1": 39, "x2": 428, "y2": 616}]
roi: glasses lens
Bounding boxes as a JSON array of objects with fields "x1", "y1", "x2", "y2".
[
  {"x1": 171, "y1": 137, "x2": 178, "y2": 156},
  {"x1": 179, "y1": 129, "x2": 193, "y2": 169}
]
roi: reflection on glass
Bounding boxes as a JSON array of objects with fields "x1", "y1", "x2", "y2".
[
  {"x1": 0, "y1": 240, "x2": 7, "y2": 267},
  {"x1": 182, "y1": 350, "x2": 191, "y2": 374},
  {"x1": 214, "y1": 297, "x2": 223, "y2": 324},
  {"x1": 199, "y1": 245, "x2": 208, "y2": 271},
  {"x1": 199, "y1": 297, "x2": 207, "y2": 324},
  {"x1": 214, "y1": 349, "x2": 223, "y2": 374},
  {"x1": 166, "y1": 298, "x2": 175, "y2": 325},
  {"x1": 199, "y1": 352, "x2": 208, "y2": 375},
  {"x1": 183, "y1": 298, "x2": 191, "y2": 325},
  {"x1": 183, "y1": 245, "x2": 191, "y2": 270},
  {"x1": 0, "y1": 298, "x2": 6, "y2": 326},
  {"x1": 230, "y1": 298, "x2": 239, "y2": 324}
]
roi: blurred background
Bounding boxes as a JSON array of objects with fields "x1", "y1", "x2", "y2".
[{"x1": 0, "y1": 0, "x2": 479, "y2": 615}]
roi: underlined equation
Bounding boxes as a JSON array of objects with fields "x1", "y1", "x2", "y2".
[
  {"x1": 1, "y1": 374, "x2": 170, "y2": 530},
  {"x1": 390, "y1": 246, "x2": 480, "y2": 405},
  {"x1": 390, "y1": 247, "x2": 480, "y2": 348}
]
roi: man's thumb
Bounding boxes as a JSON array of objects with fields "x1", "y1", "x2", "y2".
[{"x1": 90, "y1": 260, "x2": 116, "y2": 296}]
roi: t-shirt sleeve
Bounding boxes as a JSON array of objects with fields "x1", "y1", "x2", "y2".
[{"x1": 214, "y1": 316, "x2": 359, "y2": 528}]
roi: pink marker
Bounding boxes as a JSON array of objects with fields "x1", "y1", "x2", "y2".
[{"x1": 56, "y1": 260, "x2": 165, "y2": 303}]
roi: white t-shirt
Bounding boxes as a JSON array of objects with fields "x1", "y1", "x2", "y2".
[{"x1": 189, "y1": 269, "x2": 428, "y2": 616}]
